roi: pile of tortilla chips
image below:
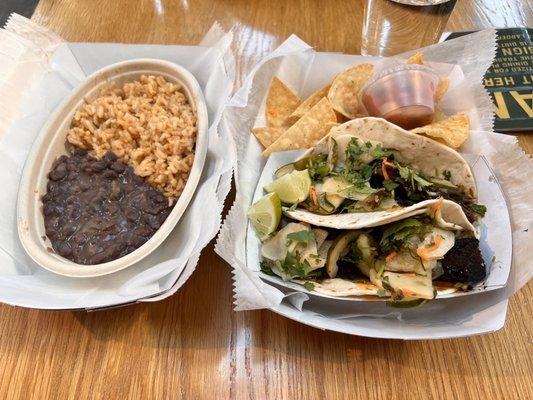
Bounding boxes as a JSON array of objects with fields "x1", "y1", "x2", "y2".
[
  {"x1": 254, "y1": 64, "x2": 374, "y2": 157},
  {"x1": 253, "y1": 54, "x2": 471, "y2": 156}
]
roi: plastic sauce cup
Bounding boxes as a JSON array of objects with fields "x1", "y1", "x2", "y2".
[{"x1": 362, "y1": 64, "x2": 440, "y2": 130}]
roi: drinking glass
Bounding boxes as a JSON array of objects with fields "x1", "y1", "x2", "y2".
[{"x1": 361, "y1": 0, "x2": 457, "y2": 57}]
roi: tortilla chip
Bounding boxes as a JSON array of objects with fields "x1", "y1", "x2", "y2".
[
  {"x1": 252, "y1": 127, "x2": 283, "y2": 148},
  {"x1": 435, "y1": 78, "x2": 450, "y2": 102},
  {"x1": 406, "y1": 52, "x2": 425, "y2": 65},
  {"x1": 327, "y1": 64, "x2": 374, "y2": 119},
  {"x1": 283, "y1": 84, "x2": 331, "y2": 127},
  {"x1": 266, "y1": 77, "x2": 301, "y2": 127},
  {"x1": 411, "y1": 113, "x2": 469, "y2": 149},
  {"x1": 262, "y1": 98, "x2": 337, "y2": 157}
]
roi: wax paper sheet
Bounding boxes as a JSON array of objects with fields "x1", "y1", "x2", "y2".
[
  {"x1": 216, "y1": 30, "x2": 533, "y2": 337},
  {"x1": 0, "y1": 15, "x2": 235, "y2": 309}
]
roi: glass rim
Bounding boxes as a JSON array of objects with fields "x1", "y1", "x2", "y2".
[{"x1": 389, "y1": 0, "x2": 455, "y2": 6}]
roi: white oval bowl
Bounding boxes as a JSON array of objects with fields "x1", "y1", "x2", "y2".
[{"x1": 17, "y1": 59, "x2": 208, "y2": 277}]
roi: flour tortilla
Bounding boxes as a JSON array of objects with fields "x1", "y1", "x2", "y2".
[
  {"x1": 286, "y1": 202, "x2": 472, "y2": 299},
  {"x1": 283, "y1": 199, "x2": 474, "y2": 299},
  {"x1": 298, "y1": 279, "x2": 385, "y2": 297},
  {"x1": 304, "y1": 117, "x2": 476, "y2": 198},
  {"x1": 285, "y1": 118, "x2": 477, "y2": 229},
  {"x1": 285, "y1": 198, "x2": 476, "y2": 232},
  {"x1": 292, "y1": 277, "x2": 458, "y2": 299}
]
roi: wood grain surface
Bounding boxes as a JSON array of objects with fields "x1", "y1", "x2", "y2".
[{"x1": 0, "y1": 0, "x2": 531, "y2": 399}]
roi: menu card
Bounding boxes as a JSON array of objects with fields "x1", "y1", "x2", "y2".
[{"x1": 446, "y1": 28, "x2": 533, "y2": 132}]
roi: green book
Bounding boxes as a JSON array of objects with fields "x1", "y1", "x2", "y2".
[{"x1": 445, "y1": 28, "x2": 532, "y2": 133}]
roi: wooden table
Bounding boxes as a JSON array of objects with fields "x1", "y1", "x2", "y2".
[{"x1": 0, "y1": 1, "x2": 531, "y2": 399}]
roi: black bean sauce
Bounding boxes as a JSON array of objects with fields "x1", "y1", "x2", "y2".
[{"x1": 43, "y1": 150, "x2": 172, "y2": 265}]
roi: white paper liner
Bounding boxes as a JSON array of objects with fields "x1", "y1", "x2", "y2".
[
  {"x1": 218, "y1": 36, "x2": 314, "y2": 310},
  {"x1": 0, "y1": 14, "x2": 63, "y2": 136},
  {"x1": 270, "y1": 290, "x2": 510, "y2": 340},
  {"x1": 0, "y1": 15, "x2": 236, "y2": 309},
  {"x1": 216, "y1": 31, "x2": 532, "y2": 333}
]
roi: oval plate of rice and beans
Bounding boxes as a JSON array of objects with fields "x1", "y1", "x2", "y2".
[{"x1": 17, "y1": 59, "x2": 209, "y2": 277}]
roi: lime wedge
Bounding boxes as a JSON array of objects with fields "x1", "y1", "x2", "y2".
[
  {"x1": 274, "y1": 162, "x2": 295, "y2": 178},
  {"x1": 264, "y1": 169, "x2": 311, "y2": 204},
  {"x1": 248, "y1": 193, "x2": 282, "y2": 240}
]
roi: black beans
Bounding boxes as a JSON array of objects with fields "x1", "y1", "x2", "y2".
[
  {"x1": 110, "y1": 161, "x2": 125, "y2": 173},
  {"x1": 133, "y1": 226, "x2": 152, "y2": 237},
  {"x1": 43, "y1": 203, "x2": 56, "y2": 216},
  {"x1": 124, "y1": 207, "x2": 140, "y2": 221},
  {"x1": 146, "y1": 215, "x2": 161, "y2": 230},
  {"x1": 103, "y1": 152, "x2": 117, "y2": 163},
  {"x1": 103, "y1": 170, "x2": 117, "y2": 179},
  {"x1": 56, "y1": 242, "x2": 72, "y2": 257},
  {"x1": 49, "y1": 162, "x2": 67, "y2": 181},
  {"x1": 43, "y1": 150, "x2": 172, "y2": 265},
  {"x1": 91, "y1": 160, "x2": 107, "y2": 172}
]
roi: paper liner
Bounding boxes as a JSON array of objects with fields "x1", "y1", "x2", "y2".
[
  {"x1": 216, "y1": 30, "x2": 532, "y2": 323},
  {"x1": 0, "y1": 14, "x2": 236, "y2": 309},
  {"x1": 463, "y1": 131, "x2": 533, "y2": 293},
  {"x1": 217, "y1": 36, "x2": 313, "y2": 310},
  {"x1": 0, "y1": 14, "x2": 63, "y2": 136}
]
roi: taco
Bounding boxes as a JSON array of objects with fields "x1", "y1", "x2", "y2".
[
  {"x1": 257, "y1": 198, "x2": 486, "y2": 302},
  {"x1": 263, "y1": 117, "x2": 486, "y2": 227}
]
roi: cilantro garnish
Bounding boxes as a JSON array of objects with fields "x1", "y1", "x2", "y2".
[
  {"x1": 380, "y1": 217, "x2": 432, "y2": 252},
  {"x1": 301, "y1": 137, "x2": 463, "y2": 213},
  {"x1": 413, "y1": 174, "x2": 433, "y2": 188},
  {"x1": 287, "y1": 230, "x2": 315, "y2": 243},
  {"x1": 341, "y1": 184, "x2": 378, "y2": 195},
  {"x1": 260, "y1": 261, "x2": 276, "y2": 276},
  {"x1": 470, "y1": 204, "x2": 487, "y2": 218},
  {"x1": 369, "y1": 144, "x2": 392, "y2": 159},
  {"x1": 306, "y1": 154, "x2": 330, "y2": 181},
  {"x1": 303, "y1": 281, "x2": 315, "y2": 291},
  {"x1": 345, "y1": 139, "x2": 364, "y2": 164},
  {"x1": 345, "y1": 139, "x2": 392, "y2": 169},
  {"x1": 279, "y1": 251, "x2": 311, "y2": 278},
  {"x1": 381, "y1": 218, "x2": 422, "y2": 242},
  {"x1": 383, "y1": 180, "x2": 399, "y2": 191},
  {"x1": 396, "y1": 163, "x2": 433, "y2": 191}
]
